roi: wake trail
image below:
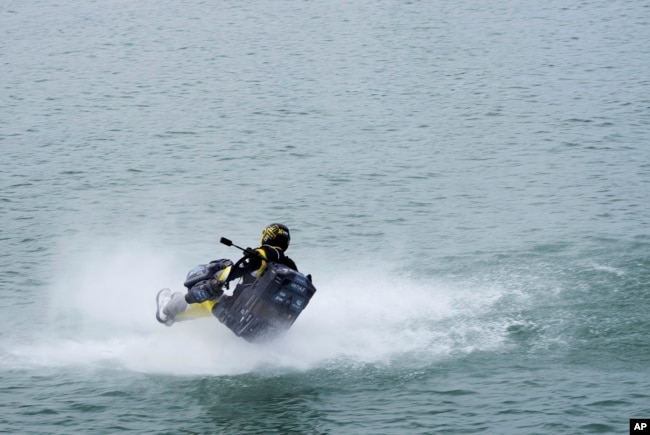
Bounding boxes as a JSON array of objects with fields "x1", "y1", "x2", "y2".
[{"x1": 1, "y1": 243, "x2": 523, "y2": 376}]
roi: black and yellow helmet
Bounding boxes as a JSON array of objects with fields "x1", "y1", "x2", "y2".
[{"x1": 260, "y1": 223, "x2": 290, "y2": 251}]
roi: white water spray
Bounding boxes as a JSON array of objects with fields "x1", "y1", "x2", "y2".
[{"x1": 3, "y1": 240, "x2": 513, "y2": 376}]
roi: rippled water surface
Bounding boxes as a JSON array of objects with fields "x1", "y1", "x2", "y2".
[{"x1": 2, "y1": 1, "x2": 649, "y2": 433}]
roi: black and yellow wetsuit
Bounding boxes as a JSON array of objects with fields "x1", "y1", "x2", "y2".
[
  {"x1": 227, "y1": 244, "x2": 298, "y2": 287},
  {"x1": 176, "y1": 245, "x2": 297, "y2": 321}
]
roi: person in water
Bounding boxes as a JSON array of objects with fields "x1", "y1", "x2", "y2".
[{"x1": 156, "y1": 223, "x2": 297, "y2": 326}]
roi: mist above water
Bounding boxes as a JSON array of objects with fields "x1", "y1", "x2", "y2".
[{"x1": 3, "y1": 239, "x2": 520, "y2": 377}]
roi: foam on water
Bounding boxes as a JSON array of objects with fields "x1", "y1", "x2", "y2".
[{"x1": 2, "y1": 240, "x2": 519, "y2": 376}]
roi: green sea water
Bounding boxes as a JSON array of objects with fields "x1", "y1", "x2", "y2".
[{"x1": 2, "y1": 1, "x2": 649, "y2": 433}]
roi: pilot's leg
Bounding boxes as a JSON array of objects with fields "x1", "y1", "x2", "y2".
[{"x1": 156, "y1": 288, "x2": 215, "y2": 326}]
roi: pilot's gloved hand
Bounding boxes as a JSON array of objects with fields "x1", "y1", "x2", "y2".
[{"x1": 243, "y1": 247, "x2": 256, "y2": 257}]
